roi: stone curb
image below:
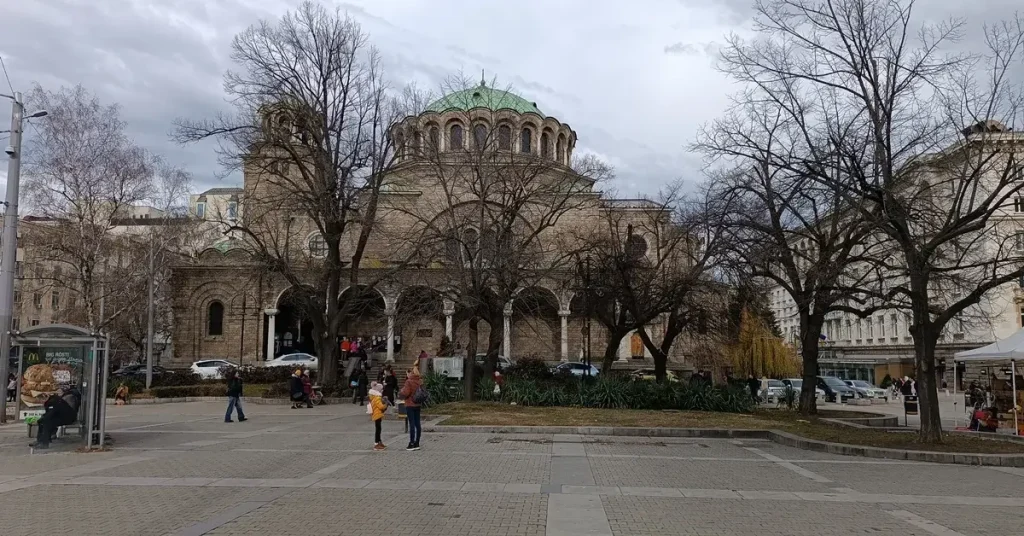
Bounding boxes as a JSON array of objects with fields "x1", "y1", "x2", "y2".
[
  {"x1": 105, "y1": 397, "x2": 347, "y2": 406},
  {"x1": 424, "y1": 416, "x2": 1024, "y2": 467}
]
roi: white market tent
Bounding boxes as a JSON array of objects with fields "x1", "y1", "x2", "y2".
[{"x1": 954, "y1": 329, "x2": 1021, "y2": 435}]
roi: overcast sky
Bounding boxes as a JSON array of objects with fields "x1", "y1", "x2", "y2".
[{"x1": 0, "y1": 0, "x2": 1018, "y2": 198}]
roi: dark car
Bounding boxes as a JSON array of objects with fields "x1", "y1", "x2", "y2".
[
  {"x1": 111, "y1": 364, "x2": 171, "y2": 379},
  {"x1": 816, "y1": 376, "x2": 858, "y2": 403}
]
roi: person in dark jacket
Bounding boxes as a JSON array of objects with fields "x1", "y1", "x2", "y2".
[
  {"x1": 224, "y1": 369, "x2": 247, "y2": 423},
  {"x1": 381, "y1": 365, "x2": 398, "y2": 405},
  {"x1": 900, "y1": 376, "x2": 914, "y2": 396},
  {"x1": 747, "y1": 375, "x2": 761, "y2": 403},
  {"x1": 30, "y1": 386, "x2": 80, "y2": 449},
  {"x1": 398, "y1": 364, "x2": 424, "y2": 451},
  {"x1": 289, "y1": 369, "x2": 306, "y2": 409},
  {"x1": 301, "y1": 370, "x2": 314, "y2": 408}
]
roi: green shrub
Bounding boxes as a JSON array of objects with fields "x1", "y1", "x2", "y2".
[
  {"x1": 151, "y1": 371, "x2": 201, "y2": 387},
  {"x1": 261, "y1": 382, "x2": 291, "y2": 398},
  {"x1": 476, "y1": 378, "x2": 498, "y2": 401},
  {"x1": 149, "y1": 385, "x2": 226, "y2": 398},
  {"x1": 505, "y1": 357, "x2": 552, "y2": 380},
  {"x1": 238, "y1": 366, "x2": 299, "y2": 384},
  {"x1": 880, "y1": 374, "x2": 893, "y2": 389}
]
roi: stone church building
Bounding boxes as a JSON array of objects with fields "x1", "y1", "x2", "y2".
[{"x1": 169, "y1": 82, "x2": 686, "y2": 369}]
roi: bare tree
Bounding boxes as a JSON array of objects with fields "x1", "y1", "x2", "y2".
[
  {"x1": 22, "y1": 84, "x2": 189, "y2": 342},
  {"x1": 174, "y1": 2, "x2": 419, "y2": 382},
  {"x1": 717, "y1": 0, "x2": 1024, "y2": 439},
  {"x1": 695, "y1": 101, "x2": 886, "y2": 413},
  {"x1": 395, "y1": 74, "x2": 610, "y2": 396}
]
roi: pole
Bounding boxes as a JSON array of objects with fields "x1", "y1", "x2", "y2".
[
  {"x1": 1012, "y1": 360, "x2": 1018, "y2": 436},
  {"x1": 145, "y1": 231, "x2": 155, "y2": 389},
  {"x1": 0, "y1": 92, "x2": 25, "y2": 424}
]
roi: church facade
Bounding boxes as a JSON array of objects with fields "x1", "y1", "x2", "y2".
[{"x1": 169, "y1": 82, "x2": 686, "y2": 369}]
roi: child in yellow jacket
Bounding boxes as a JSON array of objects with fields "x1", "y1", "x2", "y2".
[{"x1": 369, "y1": 382, "x2": 388, "y2": 450}]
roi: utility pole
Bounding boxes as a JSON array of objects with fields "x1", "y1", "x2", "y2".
[
  {"x1": 0, "y1": 92, "x2": 47, "y2": 423},
  {"x1": 145, "y1": 230, "x2": 155, "y2": 389}
]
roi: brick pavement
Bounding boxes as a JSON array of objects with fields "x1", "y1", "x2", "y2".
[{"x1": 0, "y1": 401, "x2": 1019, "y2": 536}]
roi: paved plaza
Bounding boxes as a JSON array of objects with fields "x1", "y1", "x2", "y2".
[{"x1": 0, "y1": 401, "x2": 1021, "y2": 535}]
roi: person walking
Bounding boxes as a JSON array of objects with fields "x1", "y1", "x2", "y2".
[
  {"x1": 7, "y1": 372, "x2": 16, "y2": 402},
  {"x1": 747, "y1": 375, "x2": 760, "y2": 404},
  {"x1": 289, "y1": 369, "x2": 305, "y2": 409},
  {"x1": 341, "y1": 337, "x2": 351, "y2": 362},
  {"x1": 399, "y1": 363, "x2": 424, "y2": 451},
  {"x1": 224, "y1": 369, "x2": 247, "y2": 423},
  {"x1": 900, "y1": 376, "x2": 913, "y2": 397},
  {"x1": 368, "y1": 381, "x2": 388, "y2": 450},
  {"x1": 380, "y1": 364, "x2": 398, "y2": 405},
  {"x1": 301, "y1": 370, "x2": 314, "y2": 408}
]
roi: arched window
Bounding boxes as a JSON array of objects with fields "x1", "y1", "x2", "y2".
[
  {"x1": 626, "y1": 234, "x2": 648, "y2": 259},
  {"x1": 412, "y1": 131, "x2": 421, "y2": 154},
  {"x1": 520, "y1": 128, "x2": 532, "y2": 154},
  {"x1": 556, "y1": 135, "x2": 566, "y2": 163},
  {"x1": 429, "y1": 126, "x2": 440, "y2": 150},
  {"x1": 498, "y1": 125, "x2": 512, "y2": 150},
  {"x1": 473, "y1": 124, "x2": 488, "y2": 150},
  {"x1": 541, "y1": 132, "x2": 551, "y2": 158},
  {"x1": 307, "y1": 233, "x2": 327, "y2": 258},
  {"x1": 207, "y1": 301, "x2": 224, "y2": 336},
  {"x1": 395, "y1": 133, "x2": 405, "y2": 158},
  {"x1": 463, "y1": 228, "x2": 479, "y2": 261},
  {"x1": 449, "y1": 124, "x2": 463, "y2": 150}
]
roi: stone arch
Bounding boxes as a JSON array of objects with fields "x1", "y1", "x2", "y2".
[
  {"x1": 511, "y1": 286, "x2": 561, "y2": 359},
  {"x1": 395, "y1": 285, "x2": 445, "y2": 359}
]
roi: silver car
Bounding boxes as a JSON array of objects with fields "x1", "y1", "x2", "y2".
[{"x1": 844, "y1": 380, "x2": 888, "y2": 400}]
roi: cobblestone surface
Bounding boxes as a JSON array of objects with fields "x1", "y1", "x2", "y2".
[
  {"x1": 0, "y1": 401, "x2": 1018, "y2": 536},
  {"x1": 602, "y1": 497, "x2": 935, "y2": 536},
  {"x1": 207, "y1": 489, "x2": 547, "y2": 536}
]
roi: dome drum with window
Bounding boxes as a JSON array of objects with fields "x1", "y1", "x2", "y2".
[{"x1": 390, "y1": 80, "x2": 576, "y2": 165}]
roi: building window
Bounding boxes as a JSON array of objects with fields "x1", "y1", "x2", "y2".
[
  {"x1": 13, "y1": 290, "x2": 20, "y2": 304},
  {"x1": 878, "y1": 316, "x2": 885, "y2": 338},
  {"x1": 207, "y1": 301, "x2": 224, "y2": 336},
  {"x1": 556, "y1": 135, "x2": 565, "y2": 163},
  {"x1": 30, "y1": 318, "x2": 39, "y2": 327},
  {"x1": 448, "y1": 124, "x2": 463, "y2": 150},
  {"x1": 541, "y1": 132, "x2": 551, "y2": 158},
  {"x1": 1015, "y1": 198, "x2": 1024, "y2": 213},
  {"x1": 227, "y1": 202, "x2": 238, "y2": 220},
  {"x1": 307, "y1": 233, "x2": 327, "y2": 258},
  {"x1": 51, "y1": 291, "x2": 59, "y2": 310},
  {"x1": 520, "y1": 128, "x2": 532, "y2": 153},
  {"x1": 33, "y1": 292, "x2": 42, "y2": 309},
  {"x1": 196, "y1": 202, "x2": 206, "y2": 219},
  {"x1": 412, "y1": 131, "x2": 421, "y2": 153},
  {"x1": 429, "y1": 126, "x2": 439, "y2": 149},
  {"x1": 497, "y1": 125, "x2": 511, "y2": 150},
  {"x1": 15, "y1": 261, "x2": 22, "y2": 277},
  {"x1": 473, "y1": 124, "x2": 487, "y2": 150},
  {"x1": 890, "y1": 314, "x2": 898, "y2": 339},
  {"x1": 626, "y1": 234, "x2": 648, "y2": 259},
  {"x1": 395, "y1": 132, "x2": 405, "y2": 158},
  {"x1": 1017, "y1": 232, "x2": 1024, "y2": 251},
  {"x1": 11, "y1": 318, "x2": 19, "y2": 332}
]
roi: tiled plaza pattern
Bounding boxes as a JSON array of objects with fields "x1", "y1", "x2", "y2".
[{"x1": 0, "y1": 402, "x2": 1021, "y2": 536}]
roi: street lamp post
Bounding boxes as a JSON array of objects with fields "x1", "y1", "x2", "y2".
[{"x1": 0, "y1": 91, "x2": 47, "y2": 423}]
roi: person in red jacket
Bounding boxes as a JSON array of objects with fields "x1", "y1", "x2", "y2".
[{"x1": 399, "y1": 363, "x2": 424, "y2": 451}]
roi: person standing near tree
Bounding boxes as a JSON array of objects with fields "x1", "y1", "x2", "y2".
[{"x1": 224, "y1": 369, "x2": 247, "y2": 423}]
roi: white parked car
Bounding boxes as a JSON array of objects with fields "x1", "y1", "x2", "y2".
[
  {"x1": 191, "y1": 359, "x2": 237, "y2": 379},
  {"x1": 265, "y1": 353, "x2": 318, "y2": 369},
  {"x1": 760, "y1": 379, "x2": 788, "y2": 402},
  {"x1": 844, "y1": 380, "x2": 888, "y2": 400}
]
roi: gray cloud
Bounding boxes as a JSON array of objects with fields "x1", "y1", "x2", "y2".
[{"x1": 1, "y1": 0, "x2": 1018, "y2": 197}]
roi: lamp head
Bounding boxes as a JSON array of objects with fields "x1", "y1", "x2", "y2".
[{"x1": 27, "y1": 110, "x2": 47, "y2": 119}]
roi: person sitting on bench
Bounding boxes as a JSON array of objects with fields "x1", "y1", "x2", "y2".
[{"x1": 30, "y1": 385, "x2": 81, "y2": 449}]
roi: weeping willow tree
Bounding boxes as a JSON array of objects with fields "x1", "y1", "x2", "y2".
[{"x1": 731, "y1": 308, "x2": 799, "y2": 378}]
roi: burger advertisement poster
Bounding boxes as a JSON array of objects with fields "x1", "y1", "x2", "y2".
[{"x1": 19, "y1": 347, "x2": 85, "y2": 418}]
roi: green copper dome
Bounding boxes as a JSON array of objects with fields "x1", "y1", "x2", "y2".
[{"x1": 426, "y1": 82, "x2": 544, "y2": 117}]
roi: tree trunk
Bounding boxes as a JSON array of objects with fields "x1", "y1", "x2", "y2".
[
  {"x1": 483, "y1": 315, "x2": 502, "y2": 381},
  {"x1": 797, "y1": 317, "x2": 822, "y2": 416},
  {"x1": 464, "y1": 316, "x2": 479, "y2": 401},
  {"x1": 601, "y1": 329, "x2": 628, "y2": 373},
  {"x1": 316, "y1": 331, "x2": 339, "y2": 384},
  {"x1": 914, "y1": 323, "x2": 943, "y2": 442}
]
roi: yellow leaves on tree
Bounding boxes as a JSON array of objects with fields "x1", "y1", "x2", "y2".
[{"x1": 731, "y1": 308, "x2": 799, "y2": 378}]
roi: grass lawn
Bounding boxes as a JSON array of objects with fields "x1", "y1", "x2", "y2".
[{"x1": 427, "y1": 402, "x2": 1024, "y2": 455}]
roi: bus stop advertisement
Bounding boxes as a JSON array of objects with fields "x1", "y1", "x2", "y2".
[{"x1": 18, "y1": 346, "x2": 85, "y2": 421}]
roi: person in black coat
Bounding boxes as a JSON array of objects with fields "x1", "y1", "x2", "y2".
[
  {"x1": 747, "y1": 375, "x2": 761, "y2": 403},
  {"x1": 289, "y1": 369, "x2": 305, "y2": 409},
  {"x1": 30, "y1": 386, "x2": 80, "y2": 449},
  {"x1": 381, "y1": 365, "x2": 398, "y2": 405},
  {"x1": 224, "y1": 369, "x2": 247, "y2": 423}
]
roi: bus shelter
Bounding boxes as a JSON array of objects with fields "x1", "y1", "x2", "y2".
[{"x1": 10, "y1": 324, "x2": 111, "y2": 449}]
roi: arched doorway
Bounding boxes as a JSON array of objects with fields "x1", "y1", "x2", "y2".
[
  {"x1": 274, "y1": 286, "x2": 317, "y2": 357},
  {"x1": 512, "y1": 287, "x2": 561, "y2": 359},
  {"x1": 338, "y1": 285, "x2": 387, "y2": 356}
]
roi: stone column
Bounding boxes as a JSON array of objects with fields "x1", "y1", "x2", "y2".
[
  {"x1": 385, "y1": 307, "x2": 396, "y2": 362},
  {"x1": 443, "y1": 299, "x2": 455, "y2": 341},
  {"x1": 264, "y1": 308, "x2": 278, "y2": 361},
  {"x1": 559, "y1": 310, "x2": 570, "y2": 362},
  {"x1": 503, "y1": 302, "x2": 513, "y2": 359}
]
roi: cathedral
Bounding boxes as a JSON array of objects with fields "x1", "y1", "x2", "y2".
[{"x1": 169, "y1": 81, "x2": 683, "y2": 369}]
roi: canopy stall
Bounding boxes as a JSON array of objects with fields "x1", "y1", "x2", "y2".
[{"x1": 954, "y1": 329, "x2": 1023, "y2": 435}]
